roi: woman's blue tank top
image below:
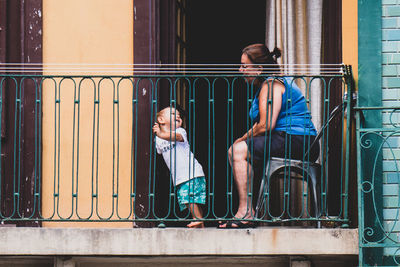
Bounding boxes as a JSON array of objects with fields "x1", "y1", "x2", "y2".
[{"x1": 248, "y1": 77, "x2": 317, "y2": 136}]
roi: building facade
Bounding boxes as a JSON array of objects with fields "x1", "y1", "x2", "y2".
[{"x1": 0, "y1": 0, "x2": 398, "y2": 266}]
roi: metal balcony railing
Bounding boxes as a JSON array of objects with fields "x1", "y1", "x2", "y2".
[
  {"x1": 0, "y1": 64, "x2": 354, "y2": 227},
  {"x1": 356, "y1": 105, "x2": 400, "y2": 266}
]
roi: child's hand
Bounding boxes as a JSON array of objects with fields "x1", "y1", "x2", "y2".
[{"x1": 152, "y1": 123, "x2": 160, "y2": 136}]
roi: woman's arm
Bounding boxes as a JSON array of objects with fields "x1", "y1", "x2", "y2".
[
  {"x1": 153, "y1": 123, "x2": 184, "y2": 142},
  {"x1": 235, "y1": 80, "x2": 285, "y2": 143}
]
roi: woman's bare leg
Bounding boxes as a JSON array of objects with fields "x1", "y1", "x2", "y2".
[
  {"x1": 229, "y1": 141, "x2": 255, "y2": 219},
  {"x1": 218, "y1": 141, "x2": 255, "y2": 228}
]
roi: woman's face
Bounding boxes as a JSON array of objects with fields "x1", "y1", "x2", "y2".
[{"x1": 239, "y1": 53, "x2": 261, "y2": 82}]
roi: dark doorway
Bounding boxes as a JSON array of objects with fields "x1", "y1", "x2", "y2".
[
  {"x1": 185, "y1": 0, "x2": 266, "y2": 221},
  {"x1": 153, "y1": 0, "x2": 266, "y2": 225},
  {"x1": 186, "y1": 0, "x2": 266, "y2": 64}
]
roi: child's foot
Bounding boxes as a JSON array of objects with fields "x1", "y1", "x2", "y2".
[{"x1": 187, "y1": 221, "x2": 204, "y2": 228}]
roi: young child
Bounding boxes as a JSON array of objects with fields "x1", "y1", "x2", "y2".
[{"x1": 153, "y1": 106, "x2": 206, "y2": 228}]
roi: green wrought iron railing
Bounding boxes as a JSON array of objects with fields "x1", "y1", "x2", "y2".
[
  {"x1": 0, "y1": 64, "x2": 353, "y2": 227},
  {"x1": 357, "y1": 105, "x2": 400, "y2": 266}
]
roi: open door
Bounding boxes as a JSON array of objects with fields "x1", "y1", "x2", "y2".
[{"x1": 0, "y1": 0, "x2": 42, "y2": 226}]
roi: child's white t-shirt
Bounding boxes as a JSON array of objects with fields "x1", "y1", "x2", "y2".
[{"x1": 155, "y1": 127, "x2": 205, "y2": 186}]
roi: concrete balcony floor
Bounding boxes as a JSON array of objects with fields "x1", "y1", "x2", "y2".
[{"x1": 0, "y1": 226, "x2": 357, "y2": 254}]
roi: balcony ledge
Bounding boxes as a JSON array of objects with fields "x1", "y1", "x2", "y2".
[{"x1": 0, "y1": 227, "x2": 358, "y2": 256}]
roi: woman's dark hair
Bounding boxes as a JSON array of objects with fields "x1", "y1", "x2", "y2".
[{"x1": 242, "y1": 43, "x2": 281, "y2": 72}]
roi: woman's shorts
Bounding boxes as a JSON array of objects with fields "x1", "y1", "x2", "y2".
[
  {"x1": 245, "y1": 131, "x2": 320, "y2": 163},
  {"x1": 176, "y1": 176, "x2": 206, "y2": 211}
]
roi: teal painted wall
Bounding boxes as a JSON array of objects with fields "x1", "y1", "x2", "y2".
[
  {"x1": 358, "y1": 0, "x2": 383, "y2": 265},
  {"x1": 382, "y1": 0, "x2": 400, "y2": 259}
]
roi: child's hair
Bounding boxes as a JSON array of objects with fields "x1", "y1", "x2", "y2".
[{"x1": 156, "y1": 104, "x2": 186, "y2": 124}]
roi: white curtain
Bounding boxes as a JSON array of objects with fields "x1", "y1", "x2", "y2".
[{"x1": 265, "y1": 0, "x2": 323, "y2": 129}]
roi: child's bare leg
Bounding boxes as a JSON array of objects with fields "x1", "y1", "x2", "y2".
[{"x1": 186, "y1": 203, "x2": 204, "y2": 228}]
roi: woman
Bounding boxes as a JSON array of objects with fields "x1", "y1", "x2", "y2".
[{"x1": 218, "y1": 44, "x2": 320, "y2": 228}]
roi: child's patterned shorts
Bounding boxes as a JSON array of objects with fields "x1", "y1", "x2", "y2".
[{"x1": 176, "y1": 176, "x2": 206, "y2": 211}]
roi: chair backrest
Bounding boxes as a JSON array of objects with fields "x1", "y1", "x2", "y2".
[{"x1": 303, "y1": 101, "x2": 346, "y2": 160}]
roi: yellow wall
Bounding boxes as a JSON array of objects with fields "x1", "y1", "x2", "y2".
[
  {"x1": 342, "y1": 0, "x2": 358, "y2": 82},
  {"x1": 42, "y1": 0, "x2": 134, "y2": 227}
]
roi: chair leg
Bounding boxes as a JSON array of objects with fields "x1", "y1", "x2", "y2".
[
  {"x1": 255, "y1": 161, "x2": 271, "y2": 219},
  {"x1": 255, "y1": 178, "x2": 265, "y2": 218},
  {"x1": 307, "y1": 166, "x2": 321, "y2": 228}
]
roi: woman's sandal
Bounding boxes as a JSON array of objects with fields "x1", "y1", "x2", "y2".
[{"x1": 217, "y1": 220, "x2": 256, "y2": 229}]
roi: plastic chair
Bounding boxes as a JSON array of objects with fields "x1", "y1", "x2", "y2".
[
  {"x1": 254, "y1": 157, "x2": 322, "y2": 227},
  {"x1": 254, "y1": 102, "x2": 346, "y2": 228}
]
